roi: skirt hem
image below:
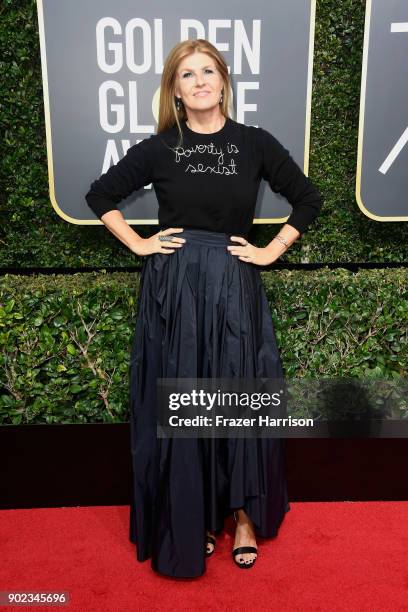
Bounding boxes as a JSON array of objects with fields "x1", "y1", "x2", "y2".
[{"x1": 129, "y1": 500, "x2": 290, "y2": 577}]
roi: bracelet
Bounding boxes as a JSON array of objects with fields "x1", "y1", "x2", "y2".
[{"x1": 274, "y1": 235, "x2": 289, "y2": 248}]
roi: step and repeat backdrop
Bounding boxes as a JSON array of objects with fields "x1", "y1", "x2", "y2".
[
  {"x1": 37, "y1": 0, "x2": 317, "y2": 227},
  {"x1": 36, "y1": 0, "x2": 408, "y2": 227},
  {"x1": 1, "y1": 0, "x2": 406, "y2": 430},
  {"x1": 356, "y1": 0, "x2": 408, "y2": 221}
]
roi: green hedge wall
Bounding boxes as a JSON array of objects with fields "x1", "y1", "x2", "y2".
[
  {"x1": 1, "y1": 0, "x2": 407, "y2": 266},
  {"x1": 1, "y1": 2, "x2": 407, "y2": 425},
  {"x1": 1, "y1": 268, "x2": 407, "y2": 424}
]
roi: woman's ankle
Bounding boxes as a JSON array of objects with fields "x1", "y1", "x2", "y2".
[{"x1": 234, "y1": 509, "x2": 255, "y2": 529}]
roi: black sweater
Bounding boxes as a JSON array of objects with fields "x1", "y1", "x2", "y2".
[{"x1": 85, "y1": 117, "x2": 323, "y2": 237}]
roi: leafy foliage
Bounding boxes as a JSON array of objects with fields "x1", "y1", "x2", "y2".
[
  {"x1": 1, "y1": 0, "x2": 407, "y2": 265},
  {"x1": 1, "y1": 268, "x2": 406, "y2": 424}
]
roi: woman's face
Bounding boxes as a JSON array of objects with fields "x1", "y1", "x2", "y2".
[{"x1": 174, "y1": 52, "x2": 224, "y2": 115}]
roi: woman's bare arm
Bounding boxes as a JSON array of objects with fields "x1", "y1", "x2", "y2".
[
  {"x1": 264, "y1": 223, "x2": 301, "y2": 260},
  {"x1": 99, "y1": 210, "x2": 186, "y2": 256},
  {"x1": 99, "y1": 210, "x2": 144, "y2": 253}
]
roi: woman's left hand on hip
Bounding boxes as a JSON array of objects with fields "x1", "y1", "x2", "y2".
[{"x1": 227, "y1": 236, "x2": 275, "y2": 266}]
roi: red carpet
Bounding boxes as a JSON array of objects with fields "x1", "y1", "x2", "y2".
[{"x1": 1, "y1": 502, "x2": 408, "y2": 611}]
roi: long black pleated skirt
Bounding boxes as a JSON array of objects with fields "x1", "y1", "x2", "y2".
[{"x1": 128, "y1": 228, "x2": 290, "y2": 578}]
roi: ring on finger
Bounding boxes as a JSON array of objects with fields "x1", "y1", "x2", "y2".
[{"x1": 158, "y1": 234, "x2": 175, "y2": 242}]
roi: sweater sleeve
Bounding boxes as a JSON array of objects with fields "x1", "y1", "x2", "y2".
[
  {"x1": 258, "y1": 127, "x2": 323, "y2": 235},
  {"x1": 85, "y1": 136, "x2": 155, "y2": 220}
]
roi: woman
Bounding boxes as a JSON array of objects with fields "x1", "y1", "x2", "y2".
[{"x1": 85, "y1": 38, "x2": 323, "y2": 578}]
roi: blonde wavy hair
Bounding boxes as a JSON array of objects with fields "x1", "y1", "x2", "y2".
[{"x1": 157, "y1": 39, "x2": 232, "y2": 146}]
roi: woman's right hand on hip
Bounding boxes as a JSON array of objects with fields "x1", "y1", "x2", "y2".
[{"x1": 131, "y1": 227, "x2": 186, "y2": 256}]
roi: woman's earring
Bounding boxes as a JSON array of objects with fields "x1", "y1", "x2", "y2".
[
  {"x1": 219, "y1": 91, "x2": 223, "y2": 104},
  {"x1": 176, "y1": 97, "x2": 182, "y2": 111}
]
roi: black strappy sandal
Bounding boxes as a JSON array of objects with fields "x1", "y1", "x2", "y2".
[
  {"x1": 205, "y1": 533, "x2": 216, "y2": 557},
  {"x1": 232, "y1": 511, "x2": 258, "y2": 569}
]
